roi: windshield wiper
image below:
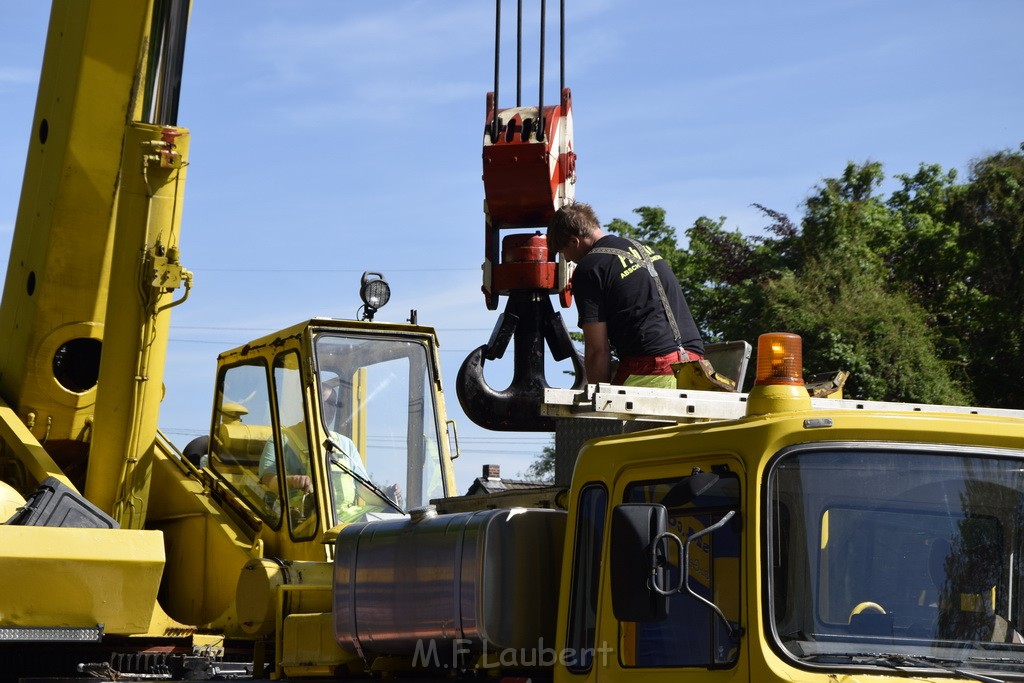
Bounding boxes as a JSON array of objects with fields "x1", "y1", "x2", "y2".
[
  {"x1": 876, "y1": 653, "x2": 1004, "y2": 683},
  {"x1": 780, "y1": 630, "x2": 813, "y2": 642},
  {"x1": 325, "y1": 438, "x2": 403, "y2": 513},
  {"x1": 803, "y1": 652, "x2": 1004, "y2": 683}
]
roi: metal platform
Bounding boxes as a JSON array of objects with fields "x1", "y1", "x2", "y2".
[{"x1": 543, "y1": 383, "x2": 1024, "y2": 423}]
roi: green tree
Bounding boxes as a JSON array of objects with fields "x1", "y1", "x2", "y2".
[
  {"x1": 688, "y1": 161, "x2": 968, "y2": 403},
  {"x1": 528, "y1": 144, "x2": 1024, "y2": 470},
  {"x1": 952, "y1": 144, "x2": 1024, "y2": 407},
  {"x1": 682, "y1": 214, "x2": 779, "y2": 344},
  {"x1": 606, "y1": 206, "x2": 686, "y2": 274},
  {"x1": 522, "y1": 440, "x2": 555, "y2": 483},
  {"x1": 886, "y1": 163, "x2": 974, "y2": 390}
]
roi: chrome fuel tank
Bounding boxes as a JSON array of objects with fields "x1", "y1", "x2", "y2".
[{"x1": 333, "y1": 506, "x2": 566, "y2": 660}]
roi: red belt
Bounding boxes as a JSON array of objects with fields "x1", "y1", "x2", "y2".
[{"x1": 613, "y1": 349, "x2": 704, "y2": 384}]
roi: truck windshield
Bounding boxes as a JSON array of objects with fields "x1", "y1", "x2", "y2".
[
  {"x1": 314, "y1": 332, "x2": 446, "y2": 521},
  {"x1": 767, "y1": 446, "x2": 1024, "y2": 677}
]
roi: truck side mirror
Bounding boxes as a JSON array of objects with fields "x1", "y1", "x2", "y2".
[
  {"x1": 610, "y1": 503, "x2": 669, "y2": 622},
  {"x1": 662, "y1": 470, "x2": 718, "y2": 508}
]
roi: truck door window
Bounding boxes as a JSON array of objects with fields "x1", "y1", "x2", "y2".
[
  {"x1": 768, "y1": 446, "x2": 1024, "y2": 678},
  {"x1": 209, "y1": 360, "x2": 280, "y2": 527},
  {"x1": 565, "y1": 484, "x2": 608, "y2": 673},
  {"x1": 621, "y1": 470, "x2": 741, "y2": 668}
]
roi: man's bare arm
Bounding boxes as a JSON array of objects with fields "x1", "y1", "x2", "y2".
[
  {"x1": 581, "y1": 322, "x2": 612, "y2": 384},
  {"x1": 261, "y1": 473, "x2": 312, "y2": 493}
]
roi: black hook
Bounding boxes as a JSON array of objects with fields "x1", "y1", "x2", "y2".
[{"x1": 457, "y1": 292, "x2": 585, "y2": 431}]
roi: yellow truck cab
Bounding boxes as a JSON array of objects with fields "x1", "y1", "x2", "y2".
[{"x1": 553, "y1": 333, "x2": 1024, "y2": 683}]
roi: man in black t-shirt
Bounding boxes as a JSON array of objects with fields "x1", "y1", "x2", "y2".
[{"x1": 547, "y1": 202, "x2": 704, "y2": 387}]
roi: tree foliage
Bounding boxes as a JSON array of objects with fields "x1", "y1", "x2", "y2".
[
  {"x1": 529, "y1": 143, "x2": 1024, "y2": 472},
  {"x1": 522, "y1": 441, "x2": 555, "y2": 483},
  {"x1": 605, "y1": 143, "x2": 1024, "y2": 407}
]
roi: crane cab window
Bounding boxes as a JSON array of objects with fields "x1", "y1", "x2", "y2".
[
  {"x1": 269, "y1": 352, "x2": 318, "y2": 538},
  {"x1": 314, "y1": 332, "x2": 447, "y2": 518},
  {"x1": 620, "y1": 468, "x2": 741, "y2": 669},
  {"x1": 209, "y1": 360, "x2": 280, "y2": 527}
]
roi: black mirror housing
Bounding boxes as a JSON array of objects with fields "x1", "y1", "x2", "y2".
[{"x1": 610, "y1": 503, "x2": 669, "y2": 622}]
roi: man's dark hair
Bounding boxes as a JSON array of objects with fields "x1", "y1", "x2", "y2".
[{"x1": 548, "y1": 201, "x2": 600, "y2": 253}]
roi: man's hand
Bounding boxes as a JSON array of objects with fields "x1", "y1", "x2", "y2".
[
  {"x1": 581, "y1": 321, "x2": 612, "y2": 383},
  {"x1": 285, "y1": 474, "x2": 313, "y2": 493},
  {"x1": 385, "y1": 483, "x2": 403, "y2": 505}
]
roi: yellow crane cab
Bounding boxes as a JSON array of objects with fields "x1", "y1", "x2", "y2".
[{"x1": 206, "y1": 312, "x2": 457, "y2": 562}]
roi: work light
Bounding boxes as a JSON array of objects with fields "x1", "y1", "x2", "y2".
[{"x1": 359, "y1": 272, "x2": 390, "y2": 321}]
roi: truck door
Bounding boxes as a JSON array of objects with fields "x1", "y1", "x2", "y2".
[
  {"x1": 564, "y1": 459, "x2": 747, "y2": 683},
  {"x1": 615, "y1": 466, "x2": 742, "y2": 670}
]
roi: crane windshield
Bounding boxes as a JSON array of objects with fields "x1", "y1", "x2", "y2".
[{"x1": 313, "y1": 331, "x2": 447, "y2": 522}]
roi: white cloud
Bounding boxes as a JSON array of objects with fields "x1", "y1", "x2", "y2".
[
  {"x1": 236, "y1": 3, "x2": 491, "y2": 88},
  {"x1": 272, "y1": 80, "x2": 481, "y2": 126},
  {"x1": 0, "y1": 67, "x2": 36, "y2": 86}
]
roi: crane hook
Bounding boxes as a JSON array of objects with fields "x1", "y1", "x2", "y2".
[{"x1": 457, "y1": 291, "x2": 585, "y2": 432}]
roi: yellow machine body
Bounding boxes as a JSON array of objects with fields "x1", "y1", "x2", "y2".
[
  {"x1": 84, "y1": 120, "x2": 190, "y2": 529},
  {"x1": 4, "y1": 2, "x2": 1024, "y2": 682},
  {"x1": 205, "y1": 318, "x2": 458, "y2": 562},
  {"x1": 0, "y1": 525, "x2": 165, "y2": 633},
  {"x1": 0, "y1": 1, "x2": 158, "y2": 492},
  {"x1": 553, "y1": 397, "x2": 1024, "y2": 683},
  {"x1": 0, "y1": 2, "x2": 461, "y2": 675}
]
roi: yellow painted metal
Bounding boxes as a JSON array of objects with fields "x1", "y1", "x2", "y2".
[
  {"x1": 0, "y1": 393, "x2": 73, "y2": 490},
  {"x1": 214, "y1": 318, "x2": 459, "y2": 502},
  {"x1": 352, "y1": 368, "x2": 368, "y2": 457},
  {"x1": 554, "y1": 408, "x2": 1024, "y2": 683},
  {"x1": 279, "y1": 611, "x2": 359, "y2": 679},
  {"x1": 418, "y1": 322, "x2": 459, "y2": 496},
  {"x1": 0, "y1": 525, "x2": 164, "y2": 634},
  {"x1": 745, "y1": 382, "x2": 812, "y2": 416},
  {"x1": 147, "y1": 435, "x2": 265, "y2": 633},
  {"x1": 235, "y1": 559, "x2": 333, "y2": 637},
  {"x1": 210, "y1": 333, "x2": 334, "y2": 564},
  {"x1": 0, "y1": 0, "x2": 477, "y2": 673},
  {"x1": 0, "y1": 481, "x2": 25, "y2": 521},
  {"x1": 0, "y1": 1, "x2": 152, "y2": 482},
  {"x1": 85, "y1": 122, "x2": 190, "y2": 527}
]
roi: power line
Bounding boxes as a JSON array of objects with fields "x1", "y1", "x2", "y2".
[
  {"x1": 161, "y1": 426, "x2": 550, "y2": 443},
  {"x1": 172, "y1": 325, "x2": 493, "y2": 332},
  {"x1": 167, "y1": 337, "x2": 488, "y2": 354},
  {"x1": 190, "y1": 267, "x2": 479, "y2": 274}
]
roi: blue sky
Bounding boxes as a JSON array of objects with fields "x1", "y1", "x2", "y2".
[{"x1": 2, "y1": 1, "x2": 1022, "y2": 491}]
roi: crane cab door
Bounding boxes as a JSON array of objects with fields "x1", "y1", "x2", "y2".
[{"x1": 207, "y1": 348, "x2": 325, "y2": 561}]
